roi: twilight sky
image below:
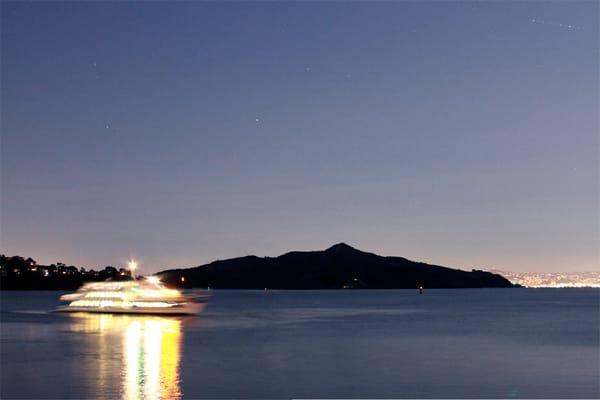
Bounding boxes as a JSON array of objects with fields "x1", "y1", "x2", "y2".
[{"x1": 1, "y1": 1, "x2": 598, "y2": 273}]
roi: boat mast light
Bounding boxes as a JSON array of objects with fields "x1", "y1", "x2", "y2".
[{"x1": 128, "y1": 259, "x2": 138, "y2": 278}]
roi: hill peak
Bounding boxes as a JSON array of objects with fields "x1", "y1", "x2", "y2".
[{"x1": 325, "y1": 242, "x2": 361, "y2": 253}]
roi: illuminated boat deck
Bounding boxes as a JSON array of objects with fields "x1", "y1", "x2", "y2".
[{"x1": 57, "y1": 278, "x2": 206, "y2": 315}]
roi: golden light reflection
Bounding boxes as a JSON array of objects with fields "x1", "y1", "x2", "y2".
[{"x1": 69, "y1": 313, "x2": 183, "y2": 400}]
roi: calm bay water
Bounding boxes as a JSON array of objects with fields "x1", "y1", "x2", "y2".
[{"x1": 1, "y1": 289, "x2": 598, "y2": 399}]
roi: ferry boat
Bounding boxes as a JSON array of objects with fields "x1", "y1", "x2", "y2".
[{"x1": 57, "y1": 275, "x2": 207, "y2": 315}]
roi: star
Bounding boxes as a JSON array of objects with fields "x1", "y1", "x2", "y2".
[{"x1": 92, "y1": 62, "x2": 100, "y2": 79}]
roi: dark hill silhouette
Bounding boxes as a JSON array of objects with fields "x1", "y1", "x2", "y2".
[{"x1": 158, "y1": 243, "x2": 513, "y2": 289}]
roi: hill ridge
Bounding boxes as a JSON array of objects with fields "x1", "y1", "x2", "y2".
[{"x1": 158, "y1": 243, "x2": 513, "y2": 289}]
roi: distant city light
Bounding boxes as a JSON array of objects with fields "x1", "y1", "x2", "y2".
[{"x1": 493, "y1": 270, "x2": 600, "y2": 288}]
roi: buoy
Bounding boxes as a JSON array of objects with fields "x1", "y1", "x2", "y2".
[{"x1": 419, "y1": 286, "x2": 423, "y2": 294}]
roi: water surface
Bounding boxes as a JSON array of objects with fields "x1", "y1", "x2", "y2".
[{"x1": 1, "y1": 289, "x2": 598, "y2": 398}]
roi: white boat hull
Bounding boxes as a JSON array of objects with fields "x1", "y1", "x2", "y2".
[{"x1": 56, "y1": 302, "x2": 205, "y2": 315}]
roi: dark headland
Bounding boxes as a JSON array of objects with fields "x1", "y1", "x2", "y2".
[{"x1": 158, "y1": 243, "x2": 513, "y2": 289}]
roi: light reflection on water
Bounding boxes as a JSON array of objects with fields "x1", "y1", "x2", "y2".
[{"x1": 68, "y1": 313, "x2": 182, "y2": 400}]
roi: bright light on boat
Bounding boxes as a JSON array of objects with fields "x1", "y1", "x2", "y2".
[
  {"x1": 146, "y1": 276, "x2": 161, "y2": 285},
  {"x1": 128, "y1": 259, "x2": 138, "y2": 273}
]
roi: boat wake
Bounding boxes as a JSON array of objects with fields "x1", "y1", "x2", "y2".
[{"x1": 11, "y1": 310, "x2": 52, "y2": 315}]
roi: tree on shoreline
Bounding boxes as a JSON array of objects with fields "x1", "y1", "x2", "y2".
[{"x1": 0, "y1": 254, "x2": 133, "y2": 290}]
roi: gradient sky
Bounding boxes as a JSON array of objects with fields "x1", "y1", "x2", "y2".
[{"x1": 1, "y1": 1, "x2": 598, "y2": 273}]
